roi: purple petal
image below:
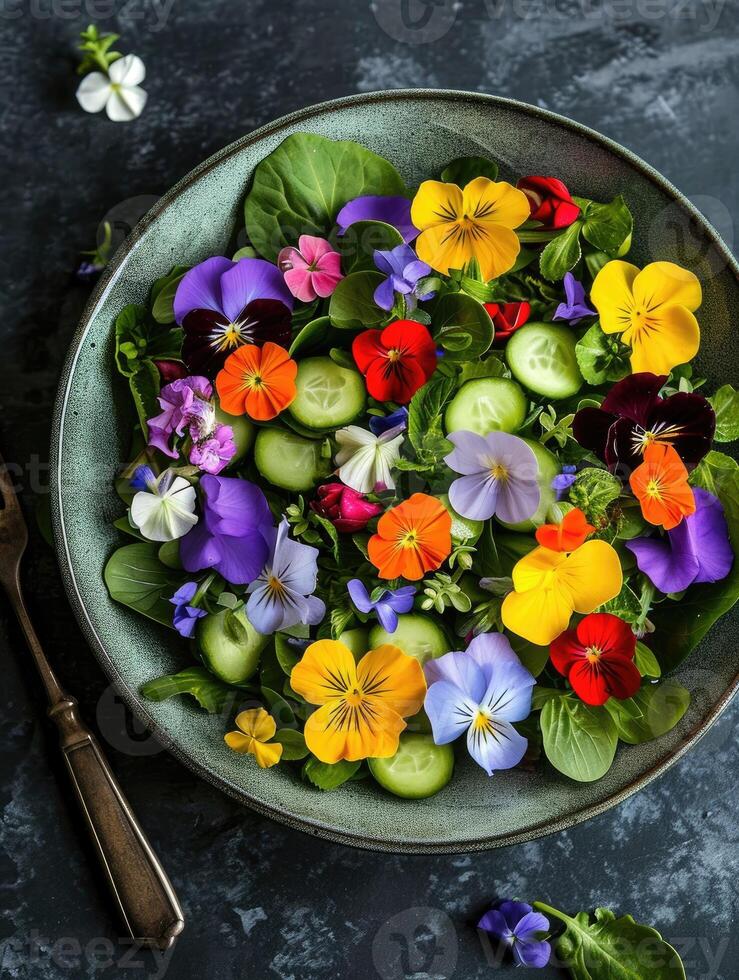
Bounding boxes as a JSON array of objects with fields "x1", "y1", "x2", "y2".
[
  {"x1": 423, "y1": 651, "x2": 487, "y2": 702},
  {"x1": 202, "y1": 475, "x2": 272, "y2": 536},
  {"x1": 689, "y1": 488, "x2": 734, "y2": 583},
  {"x1": 210, "y1": 528, "x2": 270, "y2": 585},
  {"x1": 601, "y1": 372, "x2": 666, "y2": 425},
  {"x1": 448, "y1": 473, "x2": 498, "y2": 521},
  {"x1": 494, "y1": 475, "x2": 541, "y2": 524},
  {"x1": 369, "y1": 407, "x2": 408, "y2": 437},
  {"x1": 171, "y1": 581, "x2": 198, "y2": 605},
  {"x1": 481, "y1": 661, "x2": 535, "y2": 724},
  {"x1": 384, "y1": 586, "x2": 416, "y2": 614},
  {"x1": 245, "y1": 582, "x2": 288, "y2": 633},
  {"x1": 445, "y1": 430, "x2": 492, "y2": 474},
  {"x1": 179, "y1": 521, "x2": 224, "y2": 574},
  {"x1": 336, "y1": 195, "x2": 417, "y2": 243},
  {"x1": 375, "y1": 601, "x2": 399, "y2": 633},
  {"x1": 403, "y1": 259, "x2": 431, "y2": 283},
  {"x1": 219, "y1": 258, "x2": 294, "y2": 321},
  {"x1": 477, "y1": 909, "x2": 513, "y2": 941},
  {"x1": 497, "y1": 901, "x2": 534, "y2": 930},
  {"x1": 512, "y1": 939, "x2": 551, "y2": 969},
  {"x1": 173, "y1": 256, "x2": 234, "y2": 324},
  {"x1": 626, "y1": 535, "x2": 698, "y2": 594},
  {"x1": 347, "y1": 578, "x2": 374, "y2": 614},
  {"x1": 466, "y1": 717, "x2": 527, "y2": 775},
  {"x1": 466, "y1": 633, "x2": 521, "y2": 687},
  {"x1": 373, "y1": 277, "x2": 396, "y2": 311},
  {"x1": 424, "y1": 681, "x2": 478, "y2": 744},
  {"x1": 514, "y1": 911, "x2": 550, "y2": 941}
]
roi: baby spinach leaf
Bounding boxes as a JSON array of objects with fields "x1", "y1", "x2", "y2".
[
  {"x1": 336, "y1": 220, "x2": 403, "y2": 274},
  {"x1": 275, "y1": 729, "x2": 309, "y2": 761},
  {"x1": 140, "y1": 667, "x2": 234, "y2": 713},
  {"x1": 575, "y1": 322, "x2": 631, "y2": 385},
  {"x1": 261, "y1": 686, "x2": 297, "y2": 729},
  {"x1": 430, "y1": 293, "x2": 494, "y2": 360},
  {"x1": 289, "y1": 316, "x2": 342, "y2": 358},
  {"x1": 150, "y1": 264, "x2": 190, "y2": 324},
  {"x1": 440, "y1": 155, "x2": 499, "y2": 184},
  {"x1": 634, "y1": 641, "x2": 661, "y2": 678},
  {"x1": 709, "y1": 384, "x2": 739, "y2": 442},
  {"x1": 104, "y1": 542, "x2": 182, "y2": 626},
  {"x1": 245, "y1": 133, "x2": 406, "y2": 261},
  {"x1": 540, "y1": 696, "x2": 618, "y2": 781},
  {"x1": 274, "y1": 633, "x2": 306, "y2": 676},
  {"x1": 302, "y1": 756, "x2": 361, "y2": 790},
  {"x1": 329, "y1": 271, "x2": 386, "y2": 329},
  {"x1": 581, "y1": 194, "x2": 633, "y2": 257},
  {"x1": 539, "y1": 221, "x2": 582, "y2": 281},
  {"x1": 407, "y1": 372, "x2": 457, "y2": 465},
  {"x1": 604, "y1": 680, "x2": 689, "y2": 744}
]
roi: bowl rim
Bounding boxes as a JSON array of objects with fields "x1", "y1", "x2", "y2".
[{"x1": 50, "y1": 88, "x2": 739, "y2": 853}]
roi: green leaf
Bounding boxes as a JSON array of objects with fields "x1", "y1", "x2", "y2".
[
  {"x1": 104, "y1": 542, "x2": 182, "y2": 626},
  {"x1": 569, "y1": 467, "x2": 622, "y2": 523},
  {"x1": 459, "y1": 355, "x2": 509, "y2": 382},
  {"x1": 604, "y1": 680, "x2": 690, "y2": 744},
  {"x1": 289, "y1": 316, "x2": 342, "y2": 358},
  {"x1": 535, "y1": 903, "x2": 686, "y2": 980},
  {"x1": 140, "y1": 667, "x2": 234, "y2": 713},
  {"x1": 274, "y1": 729, "x2": 309, "y2": 761},
  {"x1": 634, "y1": 641, "x2": 661, "y2": 678},
  {"x1": 112, "y1": 515, "x2": 145, "y2": 540},
  {"x1": 157, "y1": 539, "x2": 182, "y2": 570},
  {"x1": 244, "y1": 133, "x2": 406, "y2": 261},
  {"x1": 336, "y1": 220, "x2": 403, "y2": 274},
  {"x1": 575, "y1": 322, "x2": 631, "y2": 385},
  {"x1": 128, "y1": 360, "x2": 162, "y2": 436},
  {"x1": 599, "y1": 583, "x2": 642, "y2": 624},
  {"x1": 429, "y1": 293, "x2": 493, "y2": 361},
  {"x1": 540, "y1": 696, "x2": 618, "y2": 781},
  {"x1": 302, "y1": 756, "x2": 361, "y2": 790},
  {"x1": 531, "y1": 686, "x2": 565, "y2": 710},
  {"x1": 440, "y1": 155, "x2": 499, "y2": 184},
  {"x1": 709, "y1": 384, "x2": 739, "y2": 442},
  {"x1": 539, "y1": 221, "x2": 582, "y2": 281},
  {"x1": 311, "y1": 511, "x2": 340, "y2": 561},
  {"x1": 407, "y1": 372, "x2": 457, "y2": 463},
  {"x1": 581, "y1": 195, "x2": 634, "y2": 257},
  {"x1": 329, "y1": 271, "x2": 386, "y2": 329},
  {"x1": 274, "y1": 633, "x2": 305, "y2": 676},
  {"x1": 261, "y1": 686, "x2": 296, "y2": 729},
  {"x1": 151, "y1": 265, "x2": 190, "y2": 324}
]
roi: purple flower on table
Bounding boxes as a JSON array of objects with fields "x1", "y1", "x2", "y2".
[
  {"x1": 180, "y1": 475, "x2": 273, "y2": 585},
  {"x1": 335, "y1": 195, "x2": 418, "y2": 243},
  {"x1": 478, "y1": 901, "x2": 551, "y2": 968},
  {"x1": 373, "y1": 244, "x2": 435, "y2": 312},
  {"x1": 552, "y1": 464, "x2": 577, "y2": 500},
  {"x1": 346, "y1": 579, "x2": 416, "y2": 633},
  {"x1": 189, "y1": 424, "x2": 236, "y2": 475},
  {"x1": 170, "y1": 582, "x2": 207, "y2": 639},
  {"x1": 553, "y1": 272, "x2": 595, "y2": 324},
  {"x1": 369, "y1": 406, "x2": 408, "y2": 437},
  {"x1": 245, "y1": 519, "x2": 325, "y2": 634},
  {"x1": 626, "y1": 487, "x2": 733, "y2": 593},
  {"x1": 147, "y1": 376, "x2": 215, "y2": 458},
  {"x1": 424, "y1": 633, "x2": 535, "y2": 775},
  {"x1": 173, "y1": 257, "x2": 294, "y2": 377},
  {"x1": 444, "y1": 431, "x2": 540, "y2": 523}
]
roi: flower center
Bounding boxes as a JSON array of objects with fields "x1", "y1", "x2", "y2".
[
  {"x1": 490, "y1": 462, "x2": 509, "y2": 482},
  {"x1": 266, "y1": 575, "x2": 285, "y2": 599},
  {"x1": 345, "y1": 687, "x2": 364, "y2": 707},
  {"x1": 399, "y1": 529, "x2": 418, "y2": 549},
  {"x1": 243, "y1": 371, "x2": 264, "y2": 390},
  {"x1": 645, "y1": 478, "x2": 663, "y2": 499},
  {"x1": 585, "y1": 645, "x2": 603, "y2": 664},
  {"x1": 387, "y1": 348, "x2": 402, "y2": 363}
]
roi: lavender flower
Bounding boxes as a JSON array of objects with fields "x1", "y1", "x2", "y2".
[
  {"x1": 170, "y1": 582, "x2": 207, "y2": 638},
  {"x1": 553, "y1": 272, "x2": 595, "y2": 324},
  {"x1": 552, "y1": 464, "x2": 577, "y2": 500},
  {"x1": 347, "y1": 579, "x2": 416, "y2": 633},
  {"x1": 189, "y1": 424, "x2": 236, "y2": 475},
  {"x1": 147, "y1": 376, "x2": 215, "y2": 458},
  {"x1": 373, "y1": 244, "x2": 435, "y2": 311},
  {"x1": 478, "y1": 901, "x2": 551, "y2": 968}
]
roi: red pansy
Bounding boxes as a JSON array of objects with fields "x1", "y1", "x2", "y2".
[
  {"x1": 352, "y1": 320, "x2": 437, "y2": 404},
  {"x1": 517, "y1": 176, "x2": 581, "y2": 230},
  {"x1": 484, "y1": 301, "x2": 531, "y2": 344},
  {"x1": 536, "y1": 507, "x2": 595, "y2": 552},
  {"x1": 550, "y1": 613, "x2": 641, "y2": 706}
]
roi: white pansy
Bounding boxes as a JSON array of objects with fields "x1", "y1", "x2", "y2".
[
  {"x1": 129, "y1": 471, "x2": 198, "y2": 542},
  {"x1": 334, "y1": 423, "x2": 404, "y2": 494},
  {"x1": 76, "y1": 54, "x2": 148, "y2": 122}
]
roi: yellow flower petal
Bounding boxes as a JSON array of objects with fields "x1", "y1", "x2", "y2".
[
  {"x1": 414, "y1": 224, "x2": 471, "y2": 277},
  {"x1": 510, "y1": 546, "x2": 567, "y2": 592},
  {"x1": 590, "y1": 260, "x2": 640, "y2": 334},
  {"x1": 357, "y1": 644, "x2": 426, "y2": 719},
  {"x1": 251, "y1": 739, "x2": 283, "y2": 768},
  {"x1": 410, "y1": 179, "x2": 463, "y2": 229},
  {"x1": 462, "y1": 178, "x2": 530, "y2": 231},
  {"x1": 290, "y1": 639, "x2": 357, "y2": 705},
  {"x1": 633, "y1": 261, "x2": 702, "y2": 313},
  {"x1": 235, "y1": 707, "x2": 276, "y2": 742},
  {"x1": 465, "y1": 224, "x2": 522, "y2": 280},
  {"x1": 501, "y1": 579, "x2": 574, "y2": 646},
  {"x1": 558, "y1": 540, "x2": 623, "y2": 613},
  {"x1": 628, "y1": 305, "x2": 700, "y2": 374},
  {"x1": 303, "y1": 698, "x2": 407, "y2": 763},
  {"x1": 224, "y1": 731, "x2": 254, "y2": 754}
]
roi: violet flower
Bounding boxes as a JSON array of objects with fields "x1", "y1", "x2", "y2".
[
  {"x1": 147, "y1": 376, "x2": 215, "y2": 458},
  {"x1": 369, "y1": 406, "x2": 408, "y2": 437},
  {"x1": 552, "y1": 464, "x2": 577, "y2": 500},
  {"x1": 170, "y1": 582, "x2": 207, "y2": 638},
  {"x1": 335, "y1": 195, "x2": 418, "y2": 243},
  {"x1": 626, "y1": 487, "x2": 733, "y2": 593},
  {"x1": 553, "y1": 272, "x2": 595, "y2": 324},
  {"x1": 478, "y1": 901, "x2": 551, "y2": 968},
  {"x1": 373, "y1": 244, "x2": 435, "y2": 311},
  {"x1": 180, "y1": 475, "x2": 273, "y2": 585},
  {"x1": 347, "y1": 579, "x2": 416, "y2": 633},
  {"x1": 189, "y1": 424, "x2": 236, "y2": 475},
  {"x1": 444, "y1": 430, "x2": 540, "y2": 523}
]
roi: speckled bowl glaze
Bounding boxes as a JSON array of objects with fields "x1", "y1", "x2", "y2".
[{"x1": 51, "y1": 91, "x2": 738, "y2": 853}]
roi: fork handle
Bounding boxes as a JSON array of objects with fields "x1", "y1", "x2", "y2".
[{"x1": 48, "y1": 697, "x2": 184, "y2": 949}]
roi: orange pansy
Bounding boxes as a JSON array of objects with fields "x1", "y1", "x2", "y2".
[
  {"x1": 367, "y1": 493, "x2": 452, "y2": 581},
  {"x1": 629, "y1": 443, "x2": 696, "y2": 530},
  {"x1": 216, "y1": 341, "x2": 297, "y2": 421},
  {"x1": 535, "y1": 507, "x2": 595, "y2": 552}
]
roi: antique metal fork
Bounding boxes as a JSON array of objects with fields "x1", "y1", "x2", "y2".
[{"x1": 0, "y1": 449, "x2": 184, "y2": 950}]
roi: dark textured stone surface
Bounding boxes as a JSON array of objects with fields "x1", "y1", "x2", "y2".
[{"x1": 0, "y1": 2, "x2": 736, "y2": 978}]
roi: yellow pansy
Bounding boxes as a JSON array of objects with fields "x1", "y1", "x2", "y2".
[
  {"x1": 224, "y1": 707, "x2": 283, "y2": 768},
  {"x1": 410, "y1": 177, "x2": 530, "y2": 280},
  {"x1": 290, "y1": 640, "x2": 426, "y2": 764},
  {"x1": 501, "y1": 540, "x2": 623, "y2": 647},
  {"x1": 591, "y1": 260, "x2": 702, "y2": 374}
]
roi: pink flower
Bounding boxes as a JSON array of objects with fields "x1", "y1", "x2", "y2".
[
  {"x1": 311, "y1": 483, "x2": 382, "y2": 533},
  {"x1": 189, "y1": 424, "x2": 236, "y2": 475},
  {"x1": 277, "y1": 235, "x2": 343, "y2": 302}
]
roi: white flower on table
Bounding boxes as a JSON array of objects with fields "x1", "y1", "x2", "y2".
[{"x1": 76, "y1": 54, "x2": 148, "y2": 122}]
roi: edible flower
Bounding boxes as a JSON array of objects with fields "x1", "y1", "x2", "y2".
[
  {"x1": 551, "y1": 464, "x2": 577, "y2": 499},
  {"x1": 424, "y1": 633, "x2": 534, "y2": 775},
  {"x1": 550, "y1": 612, "x2": 641, "y2": 705},
  {"x1": 290, "y1": 640, "x2": 426, "y2": 763},
  {"x1": 189, "y1": 425, "x2": 236, "y2": 475},
  {"x1": 501, "y1": 540, "x2": 623, "y2": 646},
  {"x1": 245, "y1": 518, "x2": 325, "y2": 634},
  {"x1": 76, "y1": 53, "x2": 148, "y2": 122},
  {"x1": 224, "y1": 708, "x2": 283, "y2": 768},
  {"x1": 336, "y1": 195, "x2": 417, "y2": 243},
  {"x1": 478, "y1": 901, "x2": 551, "y2": 968},
  {"x1": 552, "y1": 272, "x2": 595, "y2": 324},
  {"x1": 626, "y1": 487, "x2": 733, "y2": 593},
  {"x1": 277, "y1": 235, "x2": 343, "y2": 302},
  {"x1": 347, "y1": 579, "x2": 416, "y2": 633},
  {"x1": 410, "y1": 177, "x2": 530, "y2": 280},
  {"x1": 535, "y1": 507, "x2": 594, "y2": 552},
  {"x1": 484, "y1": 301, "x2": 531, "y2": 344},
  {"x1": 352, "y1": 320, "x2": 437, "y2": 404},
  {"x1": 444, "y1": 431, "x2": 540, "y2": 523},
  {"x1": 147, "y1": 376, "x2": 215, "y2": 458},
  {"x1": 368, "y1": 406, "x2": 408, "y2": 437},
  {"x1": 335, "y1": 423, "x2": 405, "y2": 494},
  {"x1": 180, "y1": 475, "x2": 272, "y2": 585},
  {"x1": 216, "y1": 342, "x2": 297, "y2": 421},
  {"x1": 591, "y1": 260, "x2": 701, "y2": 374},
  {"x1": 629, "y1": 443, "x2": 695, "y2": 530},
  {"x1": 372, "y1": 244, "x2": 434, "y2": 311},
  {"x1": 174, "y1": 257, "x2": 293, "y2": 376},
  {"x1": 517, "y1": 175, "x2": 580, "y2": 229},
  {"x1": 367, "y1": 493, "x2": 452, "y2": 581},
  {"x1": 129, "y1": 467, "x2": 198, "y2": 542},
  {"x1": 169, "y1": 582, "x2": 207, "y2": 639},
  {"x1": 573, "y1": 372, "x2": 715, "y2": 474},
  {"x1": 311, "y1": 483, "x2": 383, "y2": 533}
]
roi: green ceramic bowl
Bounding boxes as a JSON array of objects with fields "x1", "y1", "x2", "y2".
[{"x1": 51, "y1": 91, "x2": 738, "y2": 852}]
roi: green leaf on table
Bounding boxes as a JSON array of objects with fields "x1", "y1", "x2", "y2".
[
  {"x1": 604, "y1": 680, "x2": 690, "y2": 744},
  {"x1": 575, "y1": 322, "x2": 631, "y2": 385},
  {"x1": 709, "y1": 384, "x2": 739, "y2": 442},
  {"x1": 150, "y1": 264, "x2": 191, "y2": 324},
  {"x1": 244, "y1": 133, "x2": 406, "y2": 262},
  {"x1": 140, "y1": 666, "x2": 234, "y2": 713},
  {"x1": 275, "y1": 729, "x2": 309, "y2": 761},
  {"x1": 581, "y1": 194, "x2": 633, "y2": 257},
  {"x1": 329, "y1": 271, "x2": 386, "y2": 329},
  {"x1": 539, "y1": 221, "x2": 582, "y2": 281},
  {"x1": 302, "y1": 756, "x2": 361, "y2": 790},
  {"x1": 104, "y1": 542, "x2": 182, "y2": 626},
  {"x1": 634, "y1": 640, "x2": 661, "y2": 678},
  {"x1": 440, "y1": 155, "x2": 499, "y2": 184},
  {"x1": 540, "y1": 696, "x2": 618, "y2": 781},
  {"x1": 335, "y1": 220, "x2": 403, "y2": 274},
  {"x1": 429, "y1": 292, "x2": 493, "y2": 360}
]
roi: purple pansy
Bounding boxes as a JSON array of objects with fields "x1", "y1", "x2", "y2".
[
  {"x1": 170, "y1": 582, "x2": 207, "y2": 639},
  {"x1": 369, "y1": 406, "x2": 409, "y2": 437},
  {"x1": 552, "y1": 464, "x2": 577, "y2": 500},
  {"x1": 444, "y1": 431, "x2": 540, "y2": 523},
  {"x1": 424, "y1": 633, "x2": 535, "y2": 775},
  {"x1": 189, "y1": 424, "x2": 236, "y2": 475},
  {"x1": 147, "y1": 376, "x2": 214, "y2": 458},
  {"x1": 372, "y1": 244, "x2": 435, "y2": 311},
  {"x1": 626, "y1": 487, "x2": 733, "y2": 593},
  {"x1": 180, "y1": 475, "x2": 273, "y2": 585},
  {"x1": 335, "y1": 195, "x2": 418, "y2": 243},
  {"x1": 553, "y1": 272, "x2": 595, "y2": 324},
  {"x1": 173, "y1": 257, "x2": 294, "y2": 376},
  {"x1": 245, "y1": 519, "x2": 325, "y2": 634},
  {"x1": 346, "y1": 579, "x2": 416, "y2": 633},
  {"x1": 478, "y1": 901, "x2": 551, "y2": 968}
]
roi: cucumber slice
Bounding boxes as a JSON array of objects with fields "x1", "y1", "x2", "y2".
[
  {"x1": 289, "y1": 356, "x2": 366, "y2": 430},
  {"x1": 254, "y1": 428, "x2": 332, "y2": 492},
  {"x1": 445, "y1": 377, "x2": 527, "y2": 436},
  {"x1": 196, "y1": 608, "x2": 268, "y2": 685},
  {"x1": 369, "y1": 734, "x2": 454, "y2": 799},
  {"x1": 215, "y1": 402, "x2": 255, "y2": 464},
  {"x1": 497, "y1": 438, "x2": 559, "y2": 532},
  {"x1": 369, "y1": 614, "x2": 450, "y2": 666},
  {"x1": 506, "y1": 322, "x2": 583, "y2": 399},
  {"x1": 337, "y1": 627, "x2": 369, "y2": 659},
  {"x1": 438, "y1": 493, "x2": 483, "y2": 544}
]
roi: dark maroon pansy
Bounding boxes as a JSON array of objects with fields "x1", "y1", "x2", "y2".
[
  {"x1": 182, "y1": 299, "x2": 292, "y2": 376},
  {"x1": 573, "y1": 372, "x2": 715, "y2": 475}
]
